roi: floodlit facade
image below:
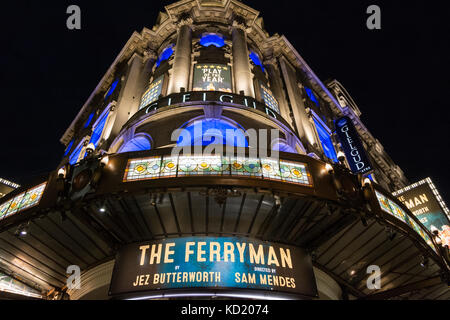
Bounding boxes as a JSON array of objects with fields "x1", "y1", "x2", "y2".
[{"x1": 0, "y1": 0, "x2": 448, "y2": 300}]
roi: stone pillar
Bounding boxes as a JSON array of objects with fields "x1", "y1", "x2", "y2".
[
  {"x1": 167, "y1": 18, "x2": 193, "y2": 94},
  {"x1": 264, "y1": 57, "x2": 291, "y2": 126},
  {"x1": 231, "y1": 21, "x2": 255, "y2": 98},
  {"x1": 279, "y1": 56, "x2": 318, "y2": 150},
  {"x1": 107, "y1": 53, "x2": 145, "y2": 142}
]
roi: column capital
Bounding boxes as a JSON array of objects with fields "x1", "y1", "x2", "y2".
[
  {"x1": 263, "y1": 56, "x2": 278, "y2": 68},
  {"x1": 231, "y1": 15, "x2": 247, "y2": 31},
  {"x1": 143, "y1": 47, "x2": 158, "y2": 62},
  {"x1": 176, "y1": 12, "x2": 194, "y2": 28}
]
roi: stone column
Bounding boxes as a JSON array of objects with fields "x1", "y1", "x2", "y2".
[
  {"x1": 167, "y1": 17, "x2": 193, "y2": 94},
  {"x1": 279, "y1": 56, "x2": 318, "y2": 150},
  {"x1": 264, "y1": 57, "x2": 291, "y2": 125},
  {"x1": 231, "y1": 21, "x2": 255, "y2": 98},
  {"x1": 107, "y1": 53, "x2": 145, "y2": 142}
]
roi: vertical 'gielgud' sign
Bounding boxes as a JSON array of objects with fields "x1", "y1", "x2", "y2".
[
  {"x1": 109, "y1": 237, "x2": 318, "y2": 298},
  {"x1": 335, "y1": 116, "x2": 373, "y2": 174}
]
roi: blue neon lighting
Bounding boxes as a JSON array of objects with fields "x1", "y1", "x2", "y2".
[
  {"x1": 249, "y1": 51, "x2": 265, "y2": 72},
  {"x1": 313, "y1": 118, "x2": 338, "y2": 163},
  {"x1": 177, "y1": 119, "x2": 248, "y2": 147},
  {"x1": 64, "y1": 140, "x2": 74, "y2": 157},
  {"x1": 119, "y1": 136, "x2": 151, "y2": 153},
  {"x1": 89, "y1": 109, "x2": 110, "y2": 148},
  {"x1": 305, "y1": 87, "x2": 319, "y2": 107},
  {"x1": 199, "y1": 33, "x2": 225, "y2": 48},
  {"x1": 84, "y1": 112, "x2": 95, "y2": 129},
  {"x1": 105, "y1": 79, "x2": 119, "y2": 99},
  {"x1": 156, "y1": 45, "x2": 174, "y2": 68},
  {"x1": 69, "y1": 143, "x2": 83, "y2": 165}
]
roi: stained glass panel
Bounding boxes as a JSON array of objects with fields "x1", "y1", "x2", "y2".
[
  {"x1": 178, "y1": 155, "x2": 225, "y2": 176},
  {"x1": 0, "y1": 199, "x2": 12, "y2": 220},
  {"x1": 19, "y1": 183, "x2": 47, "y2": 212},
  {"x1": 386, "y1": 199, "x2": 408, "y2": 223},
  {"x1": 261, "y1": 158, "x2": 281, "y2": 181},
  {"x1": 123, "y1": 155, "x2": 313, "y2": 187},
  {"x1": 279, "y1": 161, "x2": 312, "y2": 186},
  {"x1": 123, "y1": 157, "x2": 162, "y2": 181},
  {"x1": 230, "y1": 157, "x2": 262, "y2": 178},
  {"x1": 5, "y1": 193, "x2": 26, "y2": 216},
  {"x1": 160, "y1": 156, "x2": 178, "y2": 178}
]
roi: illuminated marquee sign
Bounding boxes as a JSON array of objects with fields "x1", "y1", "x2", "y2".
[
  {"x1": 394, "y1": 178, "x2": 450, "y2": 247},
  {"x1": 138, "y1": 91, "x2": 283, "y2": 125},
  {"x1": 335, "y1": 116, "x2": 373, "y2": 174},
  {"x1": 109, "y1": 237, "x2": 317, "y2": 298},
  {"x1": 193, "y1": 63, "x2": 232, "y2": 93}
]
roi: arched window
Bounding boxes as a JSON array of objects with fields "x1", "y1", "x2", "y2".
[
  {"x1": 249, "y1": 51, "x2": 265, "y2": 72},
  {"x1": 89, "y1": 108, "x2": 110, "y2": 148},
  {"x1": 199, "y1": 33, "x2": 225, "y2": 48},
  {"x1": 118, "y1": 135, "x2": 152, "y2": 153},
  {"x1": 155, "y1": 44, "x2": 174, "y2": 68},
  {"x1": 177, "y1": 118, "x2": 248, "y2": 147},
  {"x1": 272, "y1": 141, "x2": 297, "y2": 154}
]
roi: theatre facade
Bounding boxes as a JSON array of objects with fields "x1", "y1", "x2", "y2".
[{"x1": 0, "y1": 0, "x2": 448, "y2": 300}]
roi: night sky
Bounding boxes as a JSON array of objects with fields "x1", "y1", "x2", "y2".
[{"x1": 0, "y1": 1, "x2": 448, "y2": 202}]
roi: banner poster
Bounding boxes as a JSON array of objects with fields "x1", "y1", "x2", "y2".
[
  {"x1": 109, "y1": 237, "x2": 318, "y2": 298},
  {"x1": 394, "y1": 179, "x2": 450, "y2": 247},
  {"x1": 335, "y1": 116, "x2": 373, "y2": 174},
  {"x1": 193, "y1": 64, "x2": 232, "y2": 92}
]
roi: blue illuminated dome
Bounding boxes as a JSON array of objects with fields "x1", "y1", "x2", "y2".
[{"x1": 199, "y1": 33, "x2": 225, "y2": 48}]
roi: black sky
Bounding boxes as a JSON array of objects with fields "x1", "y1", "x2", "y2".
[{"x1": 0, "y1": 1, "x2": 449, "y2": 202}]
